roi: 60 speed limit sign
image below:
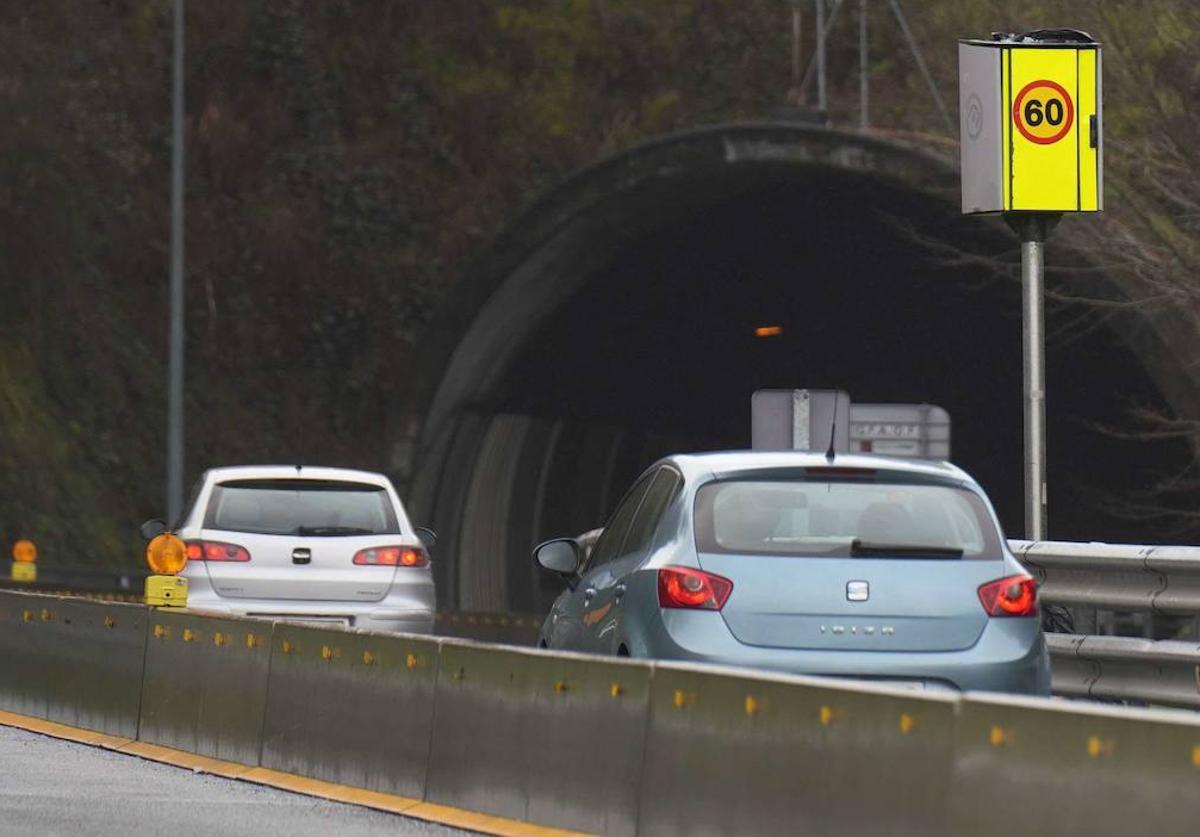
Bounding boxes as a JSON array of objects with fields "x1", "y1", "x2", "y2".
[
  {"x1": 959, "y1": 33, "x2": 1101, "y2": 214},
  {"x1": 1012, "y1": 79, "x2": 1074, "y2": 145}
]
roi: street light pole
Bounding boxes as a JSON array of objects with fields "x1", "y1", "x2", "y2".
[{"x1": 167, "y1": 0, "x2": 186, "y2": 524}]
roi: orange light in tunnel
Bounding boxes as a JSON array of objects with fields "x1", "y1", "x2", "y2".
[{"x1": 754, "y1": 326, "x2": 783, "y2": 337}]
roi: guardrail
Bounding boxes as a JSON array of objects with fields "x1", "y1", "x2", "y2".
[
  {"x1": 1011, "y1": 540, "x2": 1200, "y2": 614},
  {"x1": 3, "y1": 588, "x2": 1200, "y2": 835},
  {"x1": 1048, "y1": 633, "x2": 1200, "y2": 709}
]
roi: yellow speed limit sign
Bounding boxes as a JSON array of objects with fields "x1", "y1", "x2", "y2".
[{"x1": 959, "y1": 30, "x2": 1101, "y2": 214}]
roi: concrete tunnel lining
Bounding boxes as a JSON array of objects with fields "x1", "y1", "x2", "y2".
[{"x1": 394, "y1": 123, "x2": 1189, "y2": 611}]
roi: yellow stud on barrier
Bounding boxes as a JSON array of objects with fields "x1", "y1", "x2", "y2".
[
  {"x1": 21, "y1": 610, "x2": 33, "y2": 624},
  {"x1": 321, "y1": 645, "x2": 339, "y2": 661},
  {"x1": 1087, "y1": 735, "x2": 1114, "y2": 759},
  {"x1": 153, "y1": 624, "x2": 169, "y2": 639},
  {"x1": 1192, "y1": 745, "x2": 1200, "y2": 768},
  {"x1": 744, "y1": 695, "x2": 761, "y2": 717},
  {"x1": 819, "y1": 705, "x2": 835, "y2": 727},
  {"x1": 213, "y1": 632, "x2": 226, "y2": 648},
  {"x1": 281, "y1": 640, "x2": 295, "y2": 655},
  {"x1": 406, "y1": 653, "x2": 419, "y2": 670},
  {"x1": 245, "y1": 633, "x2": 260, "y2": 649},
  {"x1": 553, "y1": 680, "x2": 570, "y2": 694},
  {"x1": 899, "y1": 713, "x2": 918, "y2": 735},
  {"x1": 103, "y1": 615, "x2": 116, "y2": 629},
  {"x1": 362, "y1": 651, "x2": 376, "y2": 666},
  {"x1": 182, "y1": 628, "x2": 196, "y2": 642},
  {"x1": 673, "y1": 690, "x2": 696, "y2": 710},
  {"x1": 610, "y1": 683, "x2": 624, "y2": 698},
  {"x1": 40, "y1": 609, "x2": 53, "y2": 622},
  {"x1": 989, "y1": 725, "x2": 1010, "y2": 748}
]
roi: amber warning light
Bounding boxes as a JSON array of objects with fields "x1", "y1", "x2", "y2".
[
  {"x1": 145, "y1": 532, "x2": 190, "y2": 607},
  {"x1": 754, "y1": 326, "x2": 783, "y2": 338},
  {"x1": 10, "y1": 539, "x2": 37, "y2": 583}
]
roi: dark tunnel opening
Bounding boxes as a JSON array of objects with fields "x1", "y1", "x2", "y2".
[{"x1": 409, "y1": 133, "x2": 1187, "y2": 613}]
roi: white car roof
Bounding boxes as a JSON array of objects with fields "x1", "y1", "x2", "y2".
[{"x1": 203, "y1": 465, "x2": 394, "y2": 488}]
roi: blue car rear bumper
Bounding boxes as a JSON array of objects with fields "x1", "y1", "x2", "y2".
[{"x1": 635, "y1": 609, "x2": 1051, "y2": 695}]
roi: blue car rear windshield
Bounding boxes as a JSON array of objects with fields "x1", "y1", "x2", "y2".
[
  {"x1": 694, "y1": 479, "x2": 1002, "y2": 558},
  {"x1": 204, "y1": 480, "x2": 400, "y2": 536}
]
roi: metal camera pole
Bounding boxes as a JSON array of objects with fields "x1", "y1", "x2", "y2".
[{"x1": 1007, "y1": 213, "x2": 1058, "y2": 541}]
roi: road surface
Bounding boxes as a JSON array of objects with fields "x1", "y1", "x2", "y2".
[{"x1": 0, "y1": 725, "x2": 471, "y2": 837}]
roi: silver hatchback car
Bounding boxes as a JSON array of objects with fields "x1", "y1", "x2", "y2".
[
  {"x1": 534, "y1": 451, "x2": 1050, "y2": 694},
  {"x1": 159, "y1": 465, "x2": 435, "y2": 633}
]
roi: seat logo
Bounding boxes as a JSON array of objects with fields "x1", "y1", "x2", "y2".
[{"x1": 847, "y1": 580, "x2": 869, "y2": 602}]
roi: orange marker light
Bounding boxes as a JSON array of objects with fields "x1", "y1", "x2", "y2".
[
  {"x1": 12, "y1": 540, "x2": 36, "y2": 564},
  {"x1": 754, "y1": 326, "x2": 784, "y2": 338},
  {"x1": 146, "y1": 533, "x2": 188, "y2": 575}
]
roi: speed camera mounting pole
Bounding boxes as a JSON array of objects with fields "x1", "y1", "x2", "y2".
[
  {"x1": 167, "y1": 0, "x2": 185, "y2": 524},
  {"x1": 959, "y1": 29, "x2": 1102, "y2": 541},
  {"x1": 1009, "y1": 214, "x2": 1058, "y2": 541}
]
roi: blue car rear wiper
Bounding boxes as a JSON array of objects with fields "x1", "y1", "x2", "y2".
[{"x1": 849, "y1": 539, "x2": 963, "y2": 558}]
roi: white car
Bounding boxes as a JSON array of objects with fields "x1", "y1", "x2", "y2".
[{"x1": 143, "y1": 465, "x2": 435, "y2": 633}]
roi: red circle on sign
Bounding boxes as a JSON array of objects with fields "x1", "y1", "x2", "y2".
[{"x1": 1012, "y1": 79, "x2": 1074, "y2": 145}]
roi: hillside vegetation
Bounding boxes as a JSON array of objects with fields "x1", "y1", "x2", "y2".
[{"x1": 1, "y1": 1, "x2": 1196, "y2": 565}]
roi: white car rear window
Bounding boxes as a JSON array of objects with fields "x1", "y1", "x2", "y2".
[{"x1": 204, "y1": 479, "x2": 400, "y2": 536}]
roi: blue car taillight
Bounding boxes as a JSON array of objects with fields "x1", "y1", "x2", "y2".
[
  {"x1": 978, "y1": 575, "x2": 1038, "y2": 616},
  {"x1": 658, "y1": 566, "x2": 733, "y2": 610}
]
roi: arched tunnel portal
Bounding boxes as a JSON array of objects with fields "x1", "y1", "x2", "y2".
[{"x1": 394, "y1": 124, "x2": 1193, "y2": 613}]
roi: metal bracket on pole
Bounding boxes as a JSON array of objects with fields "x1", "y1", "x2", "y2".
[{"x1": 1005, "y1": 212, "x2": 1060, "y2": 541}]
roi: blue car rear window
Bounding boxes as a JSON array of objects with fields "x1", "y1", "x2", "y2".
[{"x1": 694, "y1": 479, "x2": 1002, "y2": 558}]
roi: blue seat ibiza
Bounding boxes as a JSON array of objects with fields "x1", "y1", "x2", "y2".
[{"x1": 534, "y1": 451, "x2": 1050, "y2": 695}]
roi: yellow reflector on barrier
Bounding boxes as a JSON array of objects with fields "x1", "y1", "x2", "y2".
[
  {"x1": 990, "y1": 725, "x2": 1010, "y2": 748},
  {"x1": 146, "y1": 533, "x2": 187, "y2": 575},
  {"x1": 10, "y1": 562, "x2": 36, "y2": 583}
]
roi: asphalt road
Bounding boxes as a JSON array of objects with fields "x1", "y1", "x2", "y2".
[{"x1": 0, "y1": 726, "x2": 472, "y2": 837}]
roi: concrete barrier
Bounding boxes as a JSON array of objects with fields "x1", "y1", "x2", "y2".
[
  {"x1": 947, "y1": 693, "x2": 1200, "y2": 835},
  {"x1": 259, "y1": 624, "x2": 440, "y2": 798},
  {"x1": 0, "y1": 590, "x2": 52, "y2": 719},
  {"x1": 8, "y1": 587, "x2": 1200, "y2": 836},
  {"x1": 425, "y1": 641, "x2": 651, "y2": 836},
  {"x1": 138, "y1": 610, "x2": 273, "y2": 765},
  {"x1": 40, "y1": 597, "x2": 147, "y2": 738},
  {"x1": 638, "y1": 663, "x2": 957, "y2": 837}
]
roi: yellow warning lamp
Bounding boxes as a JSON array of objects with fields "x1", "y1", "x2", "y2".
[
  {"x1": 11, "y1": 539, "x2": 37, "y2": 583},
  {"x1": 143, "y1": 529, "x2": 189, "y2": 607}
]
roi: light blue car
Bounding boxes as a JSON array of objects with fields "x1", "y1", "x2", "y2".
[{"x1": 534, "y1": 451, "x2": 1051, "y2": 695}]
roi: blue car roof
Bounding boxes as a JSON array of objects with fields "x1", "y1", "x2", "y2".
[{"x1": 665, "y1": 451, "x2": 974, "y2": 486}]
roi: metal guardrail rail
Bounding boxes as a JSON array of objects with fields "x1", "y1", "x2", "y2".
[{"x1": 1011, "y1": 540, "x2": 1200, "y2": 614}]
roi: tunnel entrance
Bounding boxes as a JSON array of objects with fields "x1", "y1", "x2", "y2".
[{"x1": 401, "y1": 125, "x2": 1187, "y2": 612}]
